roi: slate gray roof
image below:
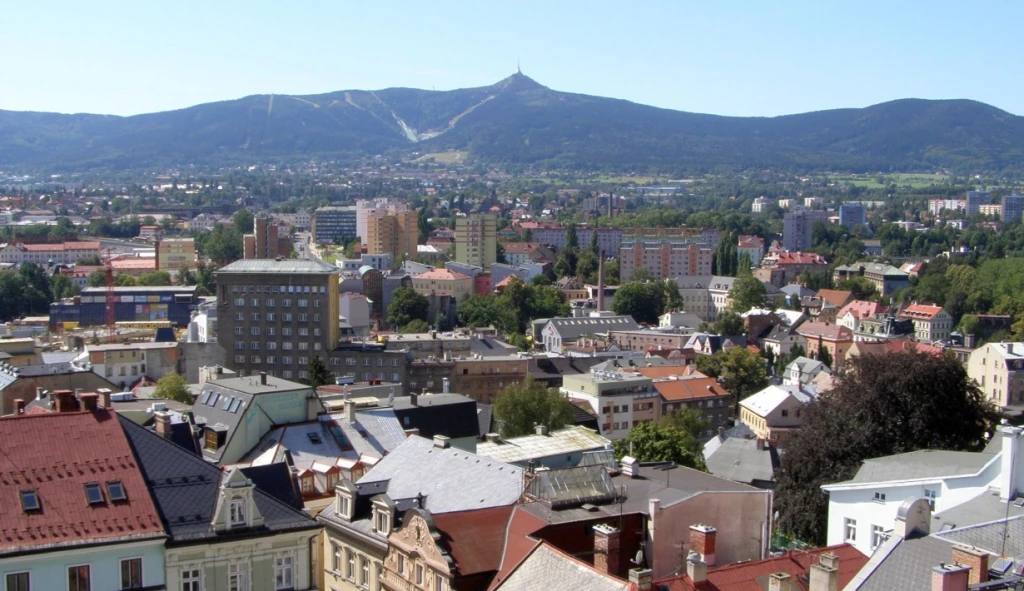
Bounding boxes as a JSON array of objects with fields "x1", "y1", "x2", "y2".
[
  {"x1": 216, "y1": 258, "x2": 340, "y2": 274},
  {"x1": 119, "y1": 415, "x2": 318, "y2": 545},
  {"x1": 831, "y1": 449, "x2": 997, "y2": 486},
  {"x1": 495, "y1": 543, "x2": 631, "y2": 591},
  {"x1": 544, "y1": 316, "x2": 639, "y2": 340},
  {"x1": 848, "y1": 534, "x2": 951, "y2": 591},
  {"x1": 206, "y1": 374, "x2": 312, "y2": 396},
  {"x1": 351, "y1": 407, "x2": 408, "y2": 452},
  {"x1": 703, "y1": 437, "x2": 778, "y2": 485},
  {"x1": 936, "y1": 514, "x2": 1024, "y2": 558},
  {"x1": 392, "y1": 394, "x2": 480, "y2": 440},
  {"x1": 356, "y1": 436, "x2": 523, "y2": 514}
]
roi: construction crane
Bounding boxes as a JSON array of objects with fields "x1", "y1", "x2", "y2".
[{"x1": 104, "y1": 248, "x2": 116, "y2": 343}]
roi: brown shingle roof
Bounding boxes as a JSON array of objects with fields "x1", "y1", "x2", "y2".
[{"x1": 432, "y1": 506, "x2": 515, "y2": 576}]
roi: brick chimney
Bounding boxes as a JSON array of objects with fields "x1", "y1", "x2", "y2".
[
  {"x1": 809, "y1": 552, "x2": 840, "y2": 591},
  {"x1": 54, "y1": 390, "x2": 76, "y2": 413},
  {"x1": 931, "y1": 563, "x2": 970, "y2": 591},
  {"x1": 950, "y1": 546, "x2": 989, "y2": 585},
  {"x1": 14, "y1": 399, "x2": 24, "y2": 415},
  {"x1": 80, "y1": 393, "x2": 99, "y2": 412},
  {"x1": 628, "y1": 567, "x2": 652, "y2": 591},
  {"x1": 154, "y1": 411, "x2": 173, "y2": 440},
  {"x1": 768, "y1": 572, "x2": 793, "y2": 591},
  {"x1": 690, "y1": 524, "x2": 717, "y2": 567},
  {"x1": 97, "y1": 388, "x2": 112, "y2": 409},
  {"x1": 593, "y1": 524, "x2": 621, "y2": 577}
]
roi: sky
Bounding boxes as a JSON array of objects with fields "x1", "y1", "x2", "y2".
[{"x1": 3, "y1": 0, "x2": 1022, "y2": 118}]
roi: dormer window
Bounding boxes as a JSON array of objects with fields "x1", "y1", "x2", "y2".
[
  {"x1": 20, "y1": 490, "x2": 39, "y2": 512},
  {"x1": 229, "y1": 496, "x2": 246, "y2": 526}
]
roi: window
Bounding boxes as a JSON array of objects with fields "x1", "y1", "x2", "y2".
[
  {"x1": 870, "y1": 525, "x2": 884, "y2": 550},
  {"x1": 346, "y1": 550, "x2": 355, "y2": 580},
  {"x1": 85, "y1": 483, "x2": 104, "y2": 505},
  {"x1": 5, "y1": 572, "x2": 29, "y2": 591},
  {"x1": 19, "y1": 490, "x2": 39, "y2": 512},
  {"x1": 69, "y1": 565, "x2": 90, "y2": 591},
  {"x1": 274, "y1": 556, "x2": 293, "y2": 590},
  {"x1": 844, "y1": 518, "x2": 857, "y2": 542},
  {"x1": 229, "y1": 497, "x2": 246, "y2": 526},
  {"x1": 397, "y1": 555, "x2": 405, "y2": 576},
  {"x1": 359, "y1": 556, "x2": 368, "y2": 587},
  {"x1": 182, "y1": 568, "x2": 201, "y2": 591},
  {"x1": 873, "y1": 491, "x2": 886, "y2": 503},
  {"x1": 332, "y1": 543, "x2": 341, "y2": 573},
  {"x1": 416, "y1": 565, "x2": 424, "y2": 585},
  {"x1": 435, "y1": 574, "x2": 445, "y2": 591},
  {"x1": 267, "y1": 313, "x2": 276, "y2": 322},
  {"x1": 925, "y1": 488, "x2": 938, "y2": 510},
  {"x1": 228, "y1": 563, "x2": 248, "y2": 591},
  {"x1": 120, "y1": 558, "x2": 142, "y2": 589},
  {"x1": 234, "y1": 298, "x2": 245, "y2": 307},
  {"x1": 251, "y1": 327, "x2": 261, "y2": 336},
  {"x1": 107, "y1": 480, "x2": 126, "y2": 502}
]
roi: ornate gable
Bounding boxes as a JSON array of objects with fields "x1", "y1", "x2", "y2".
[{"x1": 383, "y1": 509, "x2": 454, "y2": 577}]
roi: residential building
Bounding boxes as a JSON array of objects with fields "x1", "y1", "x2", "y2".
[
  {"x1": 501, "y1": 242, "x2": 556, "y2": 266},
  {"x1": 366, "y1": 208, "x2": 417, "y2": 267},
  {"x1": 927, "y1": 199, "x2": 966, "y2": 215},
  {"x1": 0, "y1": 240, "x2": 100, "y2": 265},
  {"x1": 837, "y1": 300, "x2": 885, "y2": 333},
  {"x1": 755, "y1": 252, "x2": 829, "y2": 287},
  {"x1": 541, "y1": 315, "x2": 640, "y2": 354},
  {"x1": 898, "y1": 303, "x2": 953, "y2": 343},
  {"x1": 658, "y1": 311, "x2": 703, "y2": 331},
  {"x1": 685, "y1": 333, "x2": 747, "y2": 356},
  {"x1": 476, "y1": 425, "x2": 611, "y2": 468},
  {"x1": 532, "y1": 226, "x2": 624, "y2": 254},
  {"x1": 654, "y1": 375, "x2": 732, "y2": 437},
  {"x1": 0, "y1": 405, "x2": 167, "y2": 591},
  {"x1": 384, "y1": 331, "x2": 471, "y2": 360},
  {"x1": 796, "y1": 321, "x2": 853, "y2": 366},
  {"x1": 618, "y1": 241, "x2": 712, "y2": 282},
  {"x1": 839, "y1": 203, "x2": 867, "y2": 228},
  {"x1": 561, "y1": 370, "x2": 658, "y2": 440},
  {"x1": 751, "y1": 196, "x2": 771, "y2": 213},
  {"x1": 967, "y1": 342, "x2": 1024, "y2": 407},
  {"x1": 736, "y1": 235, "x2": 765, "y2": 266},
  {"x1": 703, "y1": 429, "x2": 780, "y2": 489},
  {"x1": 122, "y1": 414, "x2": 320, "y2": 591},
  {"x1": 139, "y1": 225, "x2": 162, "y2": 241},
  {"x1": 411, "y1": 267, "x2": 473, "y2": 300},
  {"x1": 187, "y1": 298, "x2": 218, "y2": 343},
  {"x1": 739, "y1": 384, "x2": 815, "y2": 444},
  {"x1": 49, "y1": 286, "x2": 199, "y2": 329},
  {"x1": 313, "y1": 205, "x2": 358, "y2": 244},
  {"x1": 1001, "y1": 194, "x2": 1024, "y2": 223},
  {"x1": 450, "y1": 354, "x2": 527, "y2": 405},
  {"x1": 761, "y1": 324, "x2": 807, "y2": 359},
  {"x1": 82, "y1": 341, "x2": 181, "y2": 389},
  {"x1": 155, "y1": 237, "x2": 196, "y2": 270},
  {"x1": 966, "y1": 190, "x2": 991, "y2": 216},
  {"x1": 609, "y1": 329, "x2": 695, "y2": 353},
  {"x1": 454, "y1": 213, "x2": 497, "y2": 270},
  {"x1": 189, "y1": 212, "x2": 226, "y2": 232},
  {"x1": 979, "y1": 204, "x2": 1003, "y2": 217},
  {"x1": 493, "y1": 543, "x2": 637, "y2": 591},
  {"x1": 833, "y1": 262, "x2": 910, "y2": 297},
  {"x1": 215, "y1": 259, "x2": 341, "y2": 378},
  {"x1": 243, "y1": 216, "x2": 291, "y2": 259},
  {"x1": 319, "y1": 435, "x2": 523, "y2": 591},
  {"x1": 783, "y1": 356, "x2": 832, "y2": 389},
  {"x1": 783, "y1": 210, "x2": 832, "y2": 251}
]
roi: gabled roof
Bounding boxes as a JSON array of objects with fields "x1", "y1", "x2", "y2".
[
  {"x1": 544, "y1": 316, "x2": 640, "y2": 340},
  {"x1": 838, "y1": 300, "x2": 884, "y2": 320},
  {"x1": 0, "y1": 410, "x2": 165, "y2": 555},
  {"x1": 654, "y1": 377, "x2": 730, "y2": 402},
  {"x1": 739, "y1": 385, "x2": 814, "y2": 416},
  {"x1": 431, "y1": 506, "x2": 516, "y2": 576},
  {"x1": 494, "y1": 542, "x2": 633, "y2": 591},
  {"x1": 773, "y1": 252, "x2": 827, "y2": 266},
  {"x1": 414, "y1": 268, "x2": 472, "y2": 281},
  {"x1": 119, "y1": 415, "x2": 317, "y2": 544},
  {"x1": 898, "y1": 303, "x2": 946, "y2": 321},
  {"x1": 824, "y1": 448, "x2": 998, "y2": 488},
  {"x1": 796, "y1": 321, "x2": 852, "y2": 341},
  {"x1": 816, "y1": 289, "x2": 854, "y2": 308},
  {"x1": 704, "y1": 436, "x2": 779, "y2": 485}
]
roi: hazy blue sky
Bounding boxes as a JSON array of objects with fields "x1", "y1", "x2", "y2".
[{"x1": 4, "y1": 0, "x2": 1021, "y2": 117}]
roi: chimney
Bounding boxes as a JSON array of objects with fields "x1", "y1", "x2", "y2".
[
  {"x1": 597, "y1": 255, "x2": 606, "y2": 312},
  {"x1": 486, "y1": 433, "x2": 502, "y2": 444},
  {"x1": 535, "y1": 424, "x2": 549, "y2": 436},
  {"x1": 35, "y1": 387, "x2": 43, "y2": 401},
  {"x1": 621, "y1": 456, "x2": 640, "y2": 478},
  {"x1": 690, "y1": 524, "x2": 717, "y2": 567},
  {"x1": 593, "y1": 524, "x2": 621, "y2": 577},
  {"x1": 54, "y1": 390, "x2": 76, "y2": 413},
  {"x1": 809, "y1": 552, "x2": 840, "y2": 591},
  {"x1": 757, "y1": 438, "x2": 766, "y2": 451},
  {"x1": 344, "y1": 399, "x2": 356, "y2": 424},
  {"x1": 404, "y1": 428, "x2": 420, "y2": 438},
  {"x1": 768, "y1": 572, "x2": 793, "y2": 591},
  {"x1": 685, "y1": 552, "x2": 707, "y2": 584},
  {"x1": 259, "y1": 371, "x2": 267, "y2": 385},
  {"x1": 931, "y1": 563, "x2": 970, "y2": 591},
  {"x1": 80, "y1": 393, "x2": 99, "y2": 412},
  {"x1": 154, "y1": 411, "x2": 173, "y2": 440},
  {"x1": 442, "y1": 378, "x2": 450, "y2": 394},
  {"x1": 97, "y1": 388, "x2": 112, "y2": 409},
  {"x1": 949, "y1": 546, "x2": 989, "y2": 585},
  {"x1": 628, "y1": 567, "x2": 652, "y2": 591},
  {"x1": 14, "y1": 399, "x2": 24, "y2": 415},
  {"x1": 433, "y1": 435, "x2": 450, "y2": 449},
  {"x1": 410, "y1": 391, "x2": 419, "y2": 406}
]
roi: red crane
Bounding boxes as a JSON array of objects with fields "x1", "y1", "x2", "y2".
[{"x1": 104, "y1": 248, "x2": 116, "y2": 343}]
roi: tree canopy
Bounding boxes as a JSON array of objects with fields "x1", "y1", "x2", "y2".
[
  {"x1": 775, "y1": 350, "x2": 997, "y2": 544},
  {"x1": 154, "y1": 372, "x2": 193, "y2": 404},
  {"x1": 613, "y1": 420, "x2": 707, "y2": 471},
  {"x1": 492, "y1": 376, "x2": 575, "y2": 438},
  {"x1": 304, "y1": 355, "x2": 334, "y2": 389},
  {"x1": 611, "y1": 280, "x2": 679, "y2": 324},
  {"x1": 386, "y1": 287, "x2": 429, "y2": 329}
]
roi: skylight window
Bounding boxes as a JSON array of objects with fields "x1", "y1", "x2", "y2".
[
  {"x1": 84, "y1": 483, "x2": 104, "y2": 505},
  {"x1": 229, "y1": 399, "x2": 242, "y2": 413},
  {"x1": 20, "y1": 490, "x2": 39, "y2": 512},
  {"x1": 199, "y1": 391, "x2": 210, "y2": 405},
  {"x1": 222, "y1": 396, "x2": 234, "y2": 410},
  {"x1": 209, "y1": 393, "x2": 220, "y2": 407},
  {"x1": 106, "y1": 480, "x2": 126, "y2": 502}
]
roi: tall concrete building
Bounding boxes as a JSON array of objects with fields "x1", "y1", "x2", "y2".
[
  {"x1": 455, "y1": 214, "x2": 497, "y2": 270},
  {"x1": 243, "y1": 217, "x2": 290, "y2": 259},
  {"x1": 312, "y1": 206, "x2": 357, "y2": 244},
  {"x1": 155, "y1": 238, "x2": 196, "y2": 270},
  {"x1": 618, "y1": 241, "x2": 712, "y2": 282},
  {"x1": 783, "y1": 210, "x2": 832, "y2": 251},
  {"x1": 366, "y1": 208, "x2": 417, "y2": 268},
  {"x1": 966, "y1": 190, "x2": 991, "y2": 216},
  {"x1": 838, "y1": 203, "x2": 866, "y2": 229},
  {"x1": 1001, "y1": 194, "x2": 1024, "y2": 224}
]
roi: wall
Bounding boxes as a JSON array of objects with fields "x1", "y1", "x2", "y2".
[
  {"x1": 0, "y1": 539, "x2": 164, "y2": 591},
  {"x1": 180, "y1": 342, "x2": 228, "y2": 384},
  {"x1": 165, "y1": 530, "x2": 314, "y2": 591}
]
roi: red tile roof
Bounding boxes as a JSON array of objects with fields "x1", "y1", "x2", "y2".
[
  {"x1": 838, "y1": 300, "x2": 884, "y2": 320},
  {"x1": 488, "y1": 506, "x2": 548, "y2": 591},
  {"x1": 737, "y1": 235, "x2": 764, "y2": 249},
  {"x1": 815, "y1": 289, "x2": 853, "y2": 308},
  {"x1": 22, "y1": 241, "x2": 100, "y2": 252},
  {"x1": 656, "y1": 544, "x2": 868, "y2": 591},
  {"x1": 111, "y1": 258, "x2": 156, "y2": 271},
  {"x1": 0, "y1": 409, "x2": 164, "y2": 554},
  {"x1": 774, "y1": 252, "x2": 827, "y2": 266},
  {"x1": 501, "y1": 242, "x2": 544, "y2": 255},
  {"x1": 432, "y1": 505, "x2": 515, "y2": 576},
  {"x1": 653, "y1": 376, "x2": 729, "y2": 401},
  {"x1": 414, "y1": 268, "x2": 471, "y2": 281},
  {"x1": 899, "y1": 303, "x2": 945, "y2": 321},
  {"x1": 796, "y1": 321, "x2": 853, "y2": 342}
]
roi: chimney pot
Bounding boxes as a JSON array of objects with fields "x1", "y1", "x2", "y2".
[
  {"x1": 344, "y1": 399, "x2": 356, "y2": 425},
  {"x1": 260, "y1": 371, "x2": 267, "y2": 385},
  {"x1": 686, "y1": 552, "x2": 707, "y2": 584},
  {"x1": 97, "y1": 388, "x2": 112, "y2": 409},
  {"x1": 535, "y1": 424, "x2": 549, "y2": 436},
  {"x1": 931, "y1": 563, "x2": 970, "y2": 591},
  {"x1": 768, "y1": 572, "x2": 793, "y2": 591},
  {"x1": 404, "y1": 428, "x2": 420, "y2": 438},
  {"x1": 80, "y1": 393, "x2": 99, "y2": 412},
  {"x1": 810, "y1": 552, "x2": 840, "y2": 591},
  {"x1": 54, "y1": 390, "x2": 76, "y2": 413},
  {"x1": 628, "y1": 567, "x2": 653, "y2": 591},
  {"x1": 154, "y1": 411, "x2": 174, "y2": 440}
]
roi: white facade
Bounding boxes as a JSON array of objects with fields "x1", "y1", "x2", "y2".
[{"x1": 967, "y1": 342, "x2": 1024, "y2": 407}]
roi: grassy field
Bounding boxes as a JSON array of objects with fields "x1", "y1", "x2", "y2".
[
  {"x1": 412, "y1": 151, "x2": 468, "y2": 164},
  {"x1": 835, "y1": 173, "x2": 951, "y2": 189}
]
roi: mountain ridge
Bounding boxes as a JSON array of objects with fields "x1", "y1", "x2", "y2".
[{"x1": 2, "y1": 73, "x2": 1023, "y2": 174}]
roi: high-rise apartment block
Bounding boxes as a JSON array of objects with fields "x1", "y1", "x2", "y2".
[
  {"x1": 1001, "y1": 194, "x2": 1024, "y2": 224},
  {"x1": 155, "y1": 238, "x2": 196, "y2": 270},
  {"x1": 618, "y1": 241, "x2": 712, "y2": 282},
  {"x1": 243, "y1": 217, "x2": 290, "y2": 259},
  {"x1": 783, "y1": 210, "x2": 832, "y2": 251},
  {"x1": 312, "y1": 206, "x2": 357, "y2": 244},
  {"x1": 366, "y1": 208, "x2": 417, "y2": 268},
  {"x1": 455, "y1": 214, "x2": 497, "y2": 270},
  {"x1": 838, "y1": 203, "x2": 866, "y2": 229},
  {"x1": 966, "y1": 190, "x2": 991, "y2": 216}
]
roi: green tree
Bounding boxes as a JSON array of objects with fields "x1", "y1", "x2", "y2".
[
  {"x1": 715, "y1": 311, "x2": 744, "y2": 336},
  {"x1": 136, "y1": 271, "x2": 172, "y2": 286},
  {"x1": 628, "y1": 267, "x2": 656, "y2": 283},
  {"x1": 86, "y1": 269, "x2": 107, "y2": 288},
  {"x1": 386, "y1": 287, "x2": 429, "y2": 329},
  {"x1": 0, "y1": 272, "x2": 28, "y2": 321},
  {"x1": 304, "y1": 355, "x2": 335, "y2": 389},
  {"x1": 565, "y1": 223, "x2": 579, "y2": 251},
  {"x1": 154, "y1": 372, "x2": 193, "y2": 404},
  {"x1": 613, "y1": 421, "x2": 707, "y2": 471},
  {"x1": 729, "y1": 275, "x2": 769, "y2": 313},
  {"x1": 834, "y1": 277, "x2": 878, "y2": 301},
  {"x1": 492, "y1": 376, "x2": 575, "y2": 437},
  {"x1": 719, "y1": 346, "x2": 768, "y2": 414},
  {"x1": 816, "y1": 345, "x2": 833, "y2": 368},
  {"x1": 575, "y1": 250, "x2": 599, "y2": 284},
  {"x1": 775, "y1": 350, "x2": 997, "y2": 544},
  {"x1": 553, "y1": 254, "x2": 573, "y2": 278},
  {"x1": 611, "y1": 282, "x2": 665, "y2": 324},
  {"x1": 50, "y1": 273, "x2": 80, "y2": 300},
  {"x1": 695, "y1": 354, "x2": 722, "y2": 378},
  {"x1": 401, "y1": 319, "x2": 431, "y2": 333},
  {"x1": 233, "y1": 209, "x2": 255, "y2": 234},
  {"x1": 194, "y1": 263, "x2": 216, "y2": 296},
  {"x1": 589, "y1": 228, "x2": 600, "y2": 255},
  {"x1": 114, "y1": 274, "x2": 137, "y2": 287},
  {"x1": 177, "y1": 266, "x2": 197, "y2": 287}
]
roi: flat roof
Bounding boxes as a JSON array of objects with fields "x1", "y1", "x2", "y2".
[{"x1": 216, "y1": 259, "x2": 340, "y2": 275}]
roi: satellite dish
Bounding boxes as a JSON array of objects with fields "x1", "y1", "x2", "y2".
[{"x1": 632, "y1": 549, "x2": 644, "y2": 565}]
